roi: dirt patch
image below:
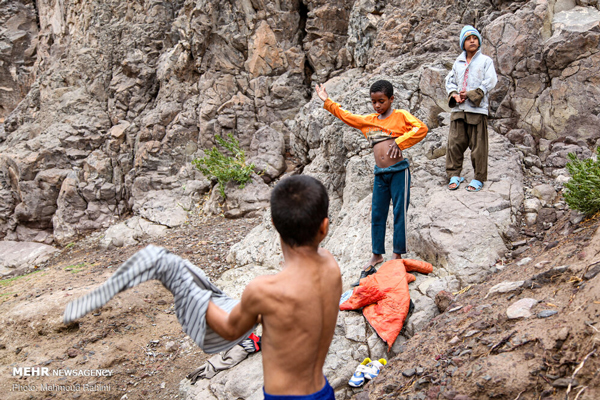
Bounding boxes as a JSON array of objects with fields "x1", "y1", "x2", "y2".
[
  {"x1": 358, "y1": 214, "x2": 600, "y2": 400},
  {"x1": 0, "y1": 213, "x2": 260, "y2": 400}
]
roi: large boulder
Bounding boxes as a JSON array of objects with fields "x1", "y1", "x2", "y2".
[{"x1": 0, "y1": 241, "x2": 57, "y2": 277}]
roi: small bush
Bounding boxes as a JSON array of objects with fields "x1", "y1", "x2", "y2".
[
  {"x1": 192, "y1": 133, "x2": 255, "y2": 199},
  {"x1": 564, "y1": 147, "x2": 600, "y2": 216}
]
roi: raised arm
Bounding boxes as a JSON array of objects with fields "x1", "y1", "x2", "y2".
[
  {"x1": 315, "y1": 84, "x2": 329, "y2": 102},
  {"x1": 206, "y1": 280, "x2": 262, "y2": 341},
  {"x1": 315, "y1": 83, "x2": 372, "y2": 130}
]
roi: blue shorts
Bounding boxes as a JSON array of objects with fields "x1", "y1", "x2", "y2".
[{"x1": 263, "y1": 378, "x2": 335, "y2": 400}]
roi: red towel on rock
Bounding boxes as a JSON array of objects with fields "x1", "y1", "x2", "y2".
[{"x1": 340, "y1": 259, "x2": 433, "y2": 349}]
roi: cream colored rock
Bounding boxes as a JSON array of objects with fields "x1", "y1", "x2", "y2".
[{"x1": 0, "y1": 241, "x2": 57, "y2": 277}]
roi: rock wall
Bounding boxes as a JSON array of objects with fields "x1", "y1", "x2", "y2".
[
  {"x1": 0, "y1": 0, "x2": 352, "y2": 243},
  {"x1": 1, "y1": 0, "x2": 599, "y2": 244},
  {"x1": 0, "y1": 0, "x2": 38, "y2": 122}
]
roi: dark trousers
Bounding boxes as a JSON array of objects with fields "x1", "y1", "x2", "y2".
[
  {"x1": 446, "y1": 112, "x2": 488, "y2": 182},
  {"x1": 372, "y1": 160, "x2": 410, "y2": 255}
]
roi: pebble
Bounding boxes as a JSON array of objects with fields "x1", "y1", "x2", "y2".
[
  {"x1": 507, "y1": 298, "x2": 538, "y2": 319},
  {"x1": 584, "y1": 264, "x2": 600, "y2": 280},
  {"x1": 402, "y1": 368, "x2": 416, "y2": 377},
  {"x1": 448, "y1": 306, "x2": 463, "y2": 313},
  {"x1": 165, "y1": 341, "x2": 178, "y2": 352},
  {"x1": 557, "y1": 327, "x2": 570, "y2": 341},
  {"x1": 416, "y1": 367, "x2": 424, "y2": 375},
  {"x1": 464, "y1": 330, "x2": 479, "y2": 338},
  {"x1": 537, "y1": 310, "x2": 558, "y2": 318},
  {"x1": 534, "y1": 260, "x2": 551, "y2": 269},
  {"x1": 553, "y1": 265, "x2": 569, "y2": 273},
  {"x1": 485, "y1": 281, "x2": 524, "y2": 298},
  {"x1": 552, "y1": 378, "x2": 578, "y2": 388},
  {"x1": 67, "y1": 348, "x2": 78, "y2": 358},
  {"x1": 516, "y1": 257, "x2": 532, "y2": 266},
  {"x1": 512, "y1": 246, "x2": 530, "y2": 257}
]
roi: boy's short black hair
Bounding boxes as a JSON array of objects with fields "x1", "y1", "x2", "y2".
[
  {"x1": 370, "y1": 80, "x2": 394, "y2": 98},
  {"x1": 271, "y1": 175, "x2": 329, "y2": 247}
]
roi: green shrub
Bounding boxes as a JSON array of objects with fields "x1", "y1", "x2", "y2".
[
  {"x1": 192, "y1": 133, "x2": 255, "y2": 199},
  {"x1": 564, "y1": 147, "x2": 600, "y2": 216}
]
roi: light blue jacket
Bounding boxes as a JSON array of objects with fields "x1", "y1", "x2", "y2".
[{"x1": 445, "y1": 49, "x2": 498, "y2": 115}]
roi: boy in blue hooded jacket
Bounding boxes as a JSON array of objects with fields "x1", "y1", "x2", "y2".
[{"x1": 445, "y1": 25, "x2": 498, "y2": 192}]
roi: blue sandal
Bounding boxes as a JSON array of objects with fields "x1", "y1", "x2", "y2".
[
  {"x1": 466, "y1": 179, "x2": 483, "y2": 192},
  {"x1": 448, "y1": 176, "x2": 464, "y2": 191}
]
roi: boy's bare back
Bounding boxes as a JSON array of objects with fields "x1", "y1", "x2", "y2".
[
  {"x1": 250, "y1": 247, "x2": 341, "y2": 395},
  {"x1": 206, "y1": 175, "x2": 340, "y2": 397}
]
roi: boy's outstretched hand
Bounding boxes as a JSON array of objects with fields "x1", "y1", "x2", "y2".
[{"x1": 315, "y1": 84, "x2": 328, "y2": 102}]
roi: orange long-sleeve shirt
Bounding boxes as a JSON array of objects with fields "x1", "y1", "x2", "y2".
[{"x1": 323, "y1": 98, "x2": 428, "y2": 150}]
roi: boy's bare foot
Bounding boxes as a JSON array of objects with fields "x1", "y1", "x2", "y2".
[
  {"x1": 392, "y1": 253, "x2": 402, "y2": 260},
  {"x1": 363, "y1": 254, "x2": 384, "y2": 270}
]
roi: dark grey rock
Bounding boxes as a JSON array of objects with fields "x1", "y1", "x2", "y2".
[
  {"x1": 552, "y1": 378, "x2": 578, "y2": 388},
  {"x1": 584, "y1": 264, "x2": 600, "y2": 280},
  {"x1": 537, "y1": 310, "x2": 558, "y2": 318}
]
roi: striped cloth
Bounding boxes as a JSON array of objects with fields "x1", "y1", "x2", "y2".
[{"x1": 63, "y1": 245, "x2": 255, "y2": 354}]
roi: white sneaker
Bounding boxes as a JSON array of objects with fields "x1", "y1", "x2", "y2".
[
  {"x1": 363, "y1": 358, "x2": 387, "y2": 380},
  {"x1": 348, "y1": 358, "x2": 371, "y2": 387}
]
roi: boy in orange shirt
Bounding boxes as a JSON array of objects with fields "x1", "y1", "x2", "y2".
[{"x1": 315, "y1": 80, "x2": 427, "y2": 285}]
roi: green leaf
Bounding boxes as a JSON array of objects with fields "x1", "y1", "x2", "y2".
[
  {"x1": 564, "y1": 147, "x2": 600, "y2": 216},
  {"x1": 192, "y1": 134, "x2": 254, "y2": 199}
]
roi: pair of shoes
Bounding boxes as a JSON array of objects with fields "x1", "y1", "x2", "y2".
[
  {"x1": 447, "y1": 176, "x2": 464, "y2": 190},
  {"x1": 348, "y1": 358, "x2": 387, "y2": 387},
  {"x1": 351, "y1": 262, "x2": 381, "y2": 287},
  {"x1": 466, "y1": 179, "x2": 483, "y2": 192}
]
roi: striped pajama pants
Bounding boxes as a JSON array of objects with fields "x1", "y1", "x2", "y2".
[{"x1": 63, "y1": 245, "x2": 255, "y2": 354}]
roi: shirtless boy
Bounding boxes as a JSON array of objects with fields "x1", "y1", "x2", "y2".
[
  {"x1": 205, "y1": 175, "x2": 342, "y2": 399},
  {"x1": 315, "y1": 80, "x2": 427, "y2": 285}
]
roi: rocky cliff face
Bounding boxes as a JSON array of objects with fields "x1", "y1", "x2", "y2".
[
  {"x1": 1, "y1": 0, "x2": 598, "y2": 246},
  {"x1": 0, "y1": 0, "x2": 38, "y2": 121}
]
